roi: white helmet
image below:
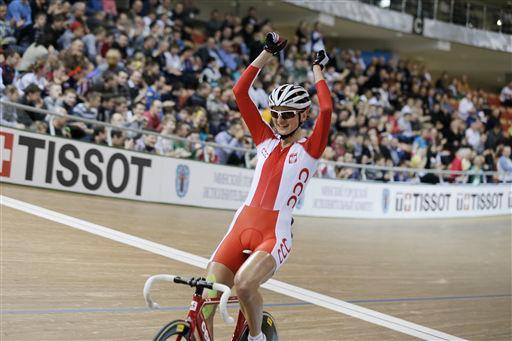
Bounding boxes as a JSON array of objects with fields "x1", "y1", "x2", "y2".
[{"x1": 268, "y1": 84, "x2": 311, "y2": 110}]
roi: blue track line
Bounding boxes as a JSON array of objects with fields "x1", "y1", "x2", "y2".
[{"x1": 2, "y1": 293, "x2": 510, "y2": 316}]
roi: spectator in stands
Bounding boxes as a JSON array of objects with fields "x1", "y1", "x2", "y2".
[
  {"x1": 6, "y1": 0, "x2": 32, "y2": 30},
  {"x1": 199, "y1": 57, "x2": 221, "y2": 87},
  {"x1": 18, "y1": 83, "x2": 45, "y2": 126},
  {"x1": 186, "y1": 82, "x2": 210, "y2": 108},
  {"x1": 111, "y1": 130, "x2": 126, "y2": 148},
  {"x1": 0, "y1": 2, "x2": 15, "y2": 46},
  {"x1": 92, "y1": 48, "x2": 125, "y2": 85},
  {"x1": 458, "y1": 92, "x2": 476, "y2": 122},
  {"x1": 214, "y1": 119, "x2": 245, "y2": 165},
  {"x1": 16, "y1": 59, "x2": 47, "y2": 92},
  {"x1": 310, "y1": 21, "x2": 325, "y2": 52},
  {"x1": 43, "y1": 83, "x2": 63, "y2": 112},
  {"x1": 485, "y1": 123, "x2": 506, "y2": 149},
  {"x1": 465, "y1": 120, "x2": 483, "y2": 153},
  {"x1": 0, "y1": 85, "x2": 24, "y2": 128},
  {"x1": 155, "y1": 115, "x2": 176, "y2": 156},
  {"x1": 135, "y1": 133, "x2": 158, "y2": 154},
  {"x1": 143, "y1": 99, "x2": 163, "y2": 132},
  {"x1": 47, "y1": 107, "x2": 70, "y2": 138},
  {"x1": 499, "y1": 81, "x2": 512, "y2": 107},
  {"x1": 468, "y1": 155, "x2": 485, "y2": 185},
  {"x1": 61, "y1": 88, "x2": 77, "y2": 115},
  {"x1": 93, "y1": 126, "x2": 107, "y2": 145},
  {"x1": 318, "y1": 146, "x2": 337, "y2": 179},
  {"x1": 72, "y1": 91, "x2": 100, "y2": 120},
  {"x1": 125, "y1": 101, "x2": 147, "y2": 137},
  {"x1": 497, "y1": 146, "x2": 512, "y2": 183}
]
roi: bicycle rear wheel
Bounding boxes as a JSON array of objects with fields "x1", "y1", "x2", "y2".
[
  {"x1": 153, "y1": 319, "x2": 196, "y2": 341},
  {"x1": 238, "y1": 311, "x2": 278, "y2": 341}
]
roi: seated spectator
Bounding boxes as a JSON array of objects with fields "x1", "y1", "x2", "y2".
[
  {"x1": 317, "y1": 146, "x2": 336, "y2": 179},
  {"x1": 499, "y1": 81, "x2": 512, "y2": 107},
  {"x1": 458, "y1": 92, "x2": 476, "y2": 122},
  {"x1": 199, "y1": 57, "x2": 221, "y2": 87},
  {"x1": 412, "y1": 128, "x2": 430, "y2": 155},
  {"x1": 93, "y1": 126, "x2": 107, "y2": 145},
  {"x1": 18, "y1": 83, "x2": 45, "y2": 127},
  {"x1": 214, "y1": 119, "x2": 245, "y2": 165},
  {"x1": 111, "y1": 130, "x2": 127, "y2": 148},
  {"x1": 143, "y1": 100, "x2": 163, "y2": 131},
  {"x1": 186, "y1": 82, "x2": 210, "y2": 108},
  {"x1": 397, "y1": 112, "x2": 415, "y2": 143},
  {"x1": 16, "y1": 59, "x2": 47, "y2": 92},
  {"x1": 43, "y1": 83, "x2": 63, "y2": 112},
  {"x1": 17, "y1": 34, "x2": 51, "y2": 73},
  {"x1": 125, "y1": 101, "x2": 148, "y2": 138},
  {"x1": 135, "y1": 133, "x2": 158, "y2": 154},
  {"x1": 337, "y1": 153, "x2": 359, "y2": 180},
  {"x1": 497, "y1": 146, "x2": 512, "y2": 183},
  {"x1": 465, "y1": 120, "x2": 483, "y2": 153},
  {"x1": 155, "y1": 116, "x2": 176, "y2": 156},
  {"x1": 91, "y1": 48, "x2": 126, "y2": 85},
  {"x1": 0, "y1": 85, "x2": 25, "y2": 128},
  {"x1": 6, "y1": 0, "x2": 32, "y2": 30},
  {"x1": 47, "y1": 107, "x2": 69, "y2": 137},
  {"x1": 0, "y1": 2, "x2": 16, "y2": 46},
  {"x1": 485, "y1": 124, "x2": 506, "y2": 149},
  {"x1": 468, "y1": 155, "x2": 485, "y2": 185},
  {"x1": 110, "y1": 112, "x2": 126, "y2": 127},
  {"x1": 72, "y1": 91, "x2": 100, "y2": 120},
  {"x1": 449, "y1": 148, "x2": 472, "y2": 183},
  {"x1": 206, "y1": 87, "x2": 231, "y2": 135},
  {"x1": 61, "y1": 88, "x2": 78, "y2": 115}
]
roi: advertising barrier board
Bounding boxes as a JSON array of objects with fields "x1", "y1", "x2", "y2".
[{"x1": 1, "y1": 128, "x2": 510, "y2": 219}]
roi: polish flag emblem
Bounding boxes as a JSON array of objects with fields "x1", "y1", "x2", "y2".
[{"x1": 0, "y1": 132, "x2": 14, "y2": 178}]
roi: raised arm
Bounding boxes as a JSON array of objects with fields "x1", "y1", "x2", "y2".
[
  {"x1": 232, "y1": 32, "x2": 287, "y2": 146},
  {"x1": 305, "y1": 51, "x2": 333, "y2": 159}
]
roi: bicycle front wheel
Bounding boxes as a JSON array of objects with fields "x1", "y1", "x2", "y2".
[
  {"x1": 238, "y1": 311, "x2": 278, "y2": 341},
  {"x1": 153, "y1": 319, "x2": 196, "y2": 341}
]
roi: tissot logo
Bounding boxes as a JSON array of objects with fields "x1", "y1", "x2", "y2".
[
  {"x1": 15, "y1": 135, "x2": 152, "y2": 196},
  {"x1": 0, "y1": 132, "x2": 14, "y2": 177}
]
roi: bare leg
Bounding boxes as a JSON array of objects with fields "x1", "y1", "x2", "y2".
[
  {"x1": 204, "y1": 261, "x2": 234, "y2": 339},
  {"x1": 234, "y1": 251, "x2": 276, "y2": 337}
]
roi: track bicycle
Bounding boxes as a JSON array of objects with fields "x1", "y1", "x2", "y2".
[{"x1": 144, "y1": 274, "x2": 278, "y2": 341}]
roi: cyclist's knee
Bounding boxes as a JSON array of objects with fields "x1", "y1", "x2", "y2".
[{"x1": 234, "y1": 274, "x2": 258, "y2": 301}]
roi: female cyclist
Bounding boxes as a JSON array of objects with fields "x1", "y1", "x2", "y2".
[{"x1": 205, "y1": 32, "x2": 332, "y2": 341}]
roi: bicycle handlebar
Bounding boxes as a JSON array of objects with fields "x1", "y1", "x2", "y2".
[{"x1": 143, "y1": 274, "x2": 235, "y2": 325}]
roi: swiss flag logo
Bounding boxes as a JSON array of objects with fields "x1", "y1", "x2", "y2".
[{"x1": 0, "y1": 131, "x2": 14, "y2": 178}]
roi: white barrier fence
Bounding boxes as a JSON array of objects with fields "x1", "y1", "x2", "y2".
[{"x1": 1, "y1": 128, "x2": 510, "y2": 219}]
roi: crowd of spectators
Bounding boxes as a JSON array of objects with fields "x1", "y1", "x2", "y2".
[{"x1": 0, "y1": 0, "x2": 511, "y2": 183}]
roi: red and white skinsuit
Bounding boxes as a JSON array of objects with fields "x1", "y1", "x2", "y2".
[{"x1": 211, "y1": 65, "x2": 333, "y2": 273}]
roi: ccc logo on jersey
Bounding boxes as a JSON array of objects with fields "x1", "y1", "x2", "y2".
[{"x1": 287, "y1": 168, "x2": 309, "y2": 208}]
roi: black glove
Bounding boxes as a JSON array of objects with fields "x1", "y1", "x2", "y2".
[
  {"x1": 264, "y1": 32, "x2": 287, "y2": 55},
  {"x1": 313, "y1": 50, "x2": 329, "y2": 70}
]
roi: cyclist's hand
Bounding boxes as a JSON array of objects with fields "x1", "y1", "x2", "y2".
[
  {"x1": 313, "y1": 50, "x2": 329, "y2": 70},
  {"x1": 264, "y1": 32, "x2": 287, "y2": 55}
]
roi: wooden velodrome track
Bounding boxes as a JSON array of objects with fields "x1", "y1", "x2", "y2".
[{"x1": 1, "y1": 183, "x2": 511, "y2": 340}]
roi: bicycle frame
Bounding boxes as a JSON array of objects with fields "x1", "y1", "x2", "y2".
[
  {"x1": 144, "y1": 274, "x2": 245, "y2": 341},
  {"x1": 186, "y1": 294, "x2": 247, "y2": 341}
]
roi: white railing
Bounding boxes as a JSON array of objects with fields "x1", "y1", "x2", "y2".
[{"x1": 1, "y1": 100, "x2": 509, "y2": 184}]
